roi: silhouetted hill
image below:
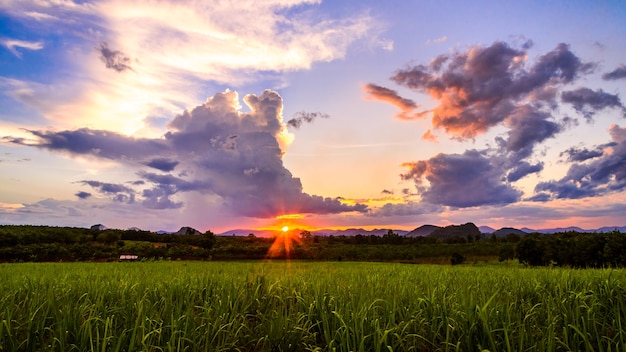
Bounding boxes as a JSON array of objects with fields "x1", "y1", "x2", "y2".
[
  {"x1": 313, "y1": 228, "x2": 409, "y2": 236},
  {"x1": 429, "y1": 223, "x2": 480, "y2": 240},
  {"x1": 493, "y1": 227, "x2": 527, "y2": 237},
  {"x1": 406, "y1": 224, "x2": 440, "y2": 237},
  {"x1": 175, "y1": 226, "x2": 201, "y2": 235},
  {"x1": 521, "y1": 226, "x2": 586, "y2": 234}
]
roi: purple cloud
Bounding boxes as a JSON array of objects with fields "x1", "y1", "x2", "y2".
[
  {"x1": 389, "y1": 41, "x2": 594, "y2": 139},
  {"x1": 602, "y1": 65, "x2": 626, "y2": 81},
  {"x1": 401, "y1": 150, "x2": 522, "y2": 208},
  {"x1": 143, "y1": 158, "x2": 179, "y2": 172},
  {"x1": 75, "y1": 191, "x2": 91, "y2": 199},
  {"x1": 561, "y1": 88, "x2": 626, "y2": 120},
  {"x1": 535, "y1": 124, "x2": 626, "y2": 199},
  {"x1": 96, "y1": 42, "x2": 132, "y2": 72},
  {"x1": 13, "y1": 90, "x2": 367, "y2": 217}
]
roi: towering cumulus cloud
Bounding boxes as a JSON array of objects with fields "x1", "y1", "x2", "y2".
[
  {"x1": 368, "y1": 40, "x2": 625, "y2": 209},
  {"x1": 13, "y1": 90, "x2": 367, "y2": 217}
]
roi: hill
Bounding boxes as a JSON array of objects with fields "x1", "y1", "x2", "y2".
[
  {"x1": 493, "y1": 227, "x2": 527, "y2": 237},
  {"x1": 406, "y1": 224, "x2": 440, "y2": 237},
  {"x1": 429, "y1": 223, "x2": 481, "y2": 241}
]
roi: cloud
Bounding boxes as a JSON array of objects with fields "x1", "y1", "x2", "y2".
[
  {"x1": 497, "y1": 106, "x2": 561, "y2": 158},
  {"x1": 80, "y1": 180, "x2": 136, "y2": 203},
  {"x1": 602, "y1": 65, "x2": 626, "y2": 80},
  {"x1": 560, "y1": 144, "x2": 612, "y2": 162},
  {"x1": 96, "y1": 42, "x2": 132, "y2": 72},
  {"x1": 535, "y1": 124, "x2": 626, "y2": 200},
  {"x1": 425, "y1": 36, "x2": 447, "y2": 45},
  {"x1": 363, "y1": 83, "x2": 428, "y2": 120},
  {"x1": 421, "y1": 129, "x2": 437, "y2": 142},
  {"x1": 0, "y1": 0, "x2": 385, "y2": 138},
  {"x1": 12, "y1": 89, "x2": 367, "y2": 218},
  {"x1": 143, "y1": 158, "x2": 179, "y2": 172},
  {"x1": 0, "y1": 38, "x2": 44, "y2": 58},
  {"x1": 506, "y1": 161, "x2": 543, "y2": 182},
  {"x1": 286, "y1": 111, "x2": 329, "y2": 129},
  {"x1": 368, "y1": 201, "x2": 444, "y2": 217},
  {"x1": 365, "y1": 40, "x2": 624, "y2": 208},
  {"x1": 75, "y1": 191, "x2": 92, "y2": 199},
  {"x1": 401, "y1": 149, "x2": 522, "y2": 208},
  {"x1": 561, "y1": 88, "x2": 626, "y2": 120},
  {"x1": 389, "y1": 41, "x2": 594, "y2": 139}
]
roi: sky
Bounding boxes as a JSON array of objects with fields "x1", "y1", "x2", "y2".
[{"x1": 1, "y1": 0, "x2": 626, "y2": 233}]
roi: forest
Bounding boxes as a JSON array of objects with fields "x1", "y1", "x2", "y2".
[{"x1": 0, "y1": 224, "x2": 625, "y2": 268}]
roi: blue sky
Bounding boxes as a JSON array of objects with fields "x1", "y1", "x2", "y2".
[{"x1": 1, "y1": 0, "x2": 626, "y2": 233}]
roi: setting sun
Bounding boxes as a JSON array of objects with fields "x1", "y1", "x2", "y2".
[{"x1": 282, "y1": 226, "x2": 289, "y2": 232}]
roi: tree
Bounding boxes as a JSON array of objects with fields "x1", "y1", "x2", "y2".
[
  {"x1": 450, "y1": 252, "x2": 465, "y2": 265},
  {"x1": 198, "y1": 230, "x2": 216, "y2": 249},
  {"x1": 516, "y1": 235, "x2": 545, "y2": 266}
]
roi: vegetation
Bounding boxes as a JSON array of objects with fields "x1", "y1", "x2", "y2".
[
  {"x1": 516, "y1": 231, "x2": 626, "y2": 268},
  {"x1": 1, "y1": 261, "x2": 625, "y2": 351},
  {"x1": 1, "y1": 225, "x2": 626, "y2": 268}
]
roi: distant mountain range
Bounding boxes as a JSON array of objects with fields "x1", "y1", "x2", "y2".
[{"x1": 217, "y1": 224, "x2": 626, "y2": 237}]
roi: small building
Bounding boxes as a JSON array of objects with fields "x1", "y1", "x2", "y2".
[{"x1": 119, "y1": 254, "x2": 139, "y2": 261}]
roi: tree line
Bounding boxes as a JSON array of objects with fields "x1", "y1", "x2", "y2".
[{"x1": 0, "y1": 225, "x2": 625, "y2": 267}]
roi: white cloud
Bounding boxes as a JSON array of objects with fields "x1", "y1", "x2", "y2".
[{"x1": 1, "y1": 38, "x2": 44, "y2": 58}]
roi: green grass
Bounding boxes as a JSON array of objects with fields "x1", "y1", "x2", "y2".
[{"x1": 0, "y1": 261, "x2": 625, "y2": 351}]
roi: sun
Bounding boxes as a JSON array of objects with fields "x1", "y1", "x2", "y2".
[{"x1": 281, "y1": 225, "x2": 289, "y2": 232}]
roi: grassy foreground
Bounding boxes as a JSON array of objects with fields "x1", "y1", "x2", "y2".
[{"x1": 0, "y1": 261, "x2": 625, "y2": 351}]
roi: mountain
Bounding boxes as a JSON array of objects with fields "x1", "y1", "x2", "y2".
[
  {"x1": 217, "y1": 224, "x2": 626, "y2": 238},
  {"x1": 521, "y1": 226, "x2": 626, "y2": 234},
  {"x1": 479, "y1": 226, "x2": 496, "y2": 234},
  {"x1": 429, "y1": 223, "x2": 481, "y2": 240},
  {"x1": 218, "y1": 228, "x2": 409, "y2": 237},
  {"x1": 596, "y1": 226, "x2": 626, "y2": 233},
  {"x1": 521, "y1": 226, "x2": 587, "y2": 234},
  {"x1": 493, "y1": 227, "x2": 527, "y2": 237},
  {"x1": 313, "y1": 228, "x2": 409, "y2": 236},
  {"x1": 218, "y1": 229, "x2": 275, "y2": 237},
  {"x1": 406, "y1": 224, "x2": 440, "y2": 237},
  {"x1": 174, "y1": 226, "x2": 202, "y2": 235}
]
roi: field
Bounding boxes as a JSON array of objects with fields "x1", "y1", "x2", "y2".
[{"x1": 1, "y1": 261, "x2": 625, "y2": 351}]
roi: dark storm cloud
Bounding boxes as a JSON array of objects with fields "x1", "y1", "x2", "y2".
[
  {"x1": 535, "y1": 124, "x2": 626, "y2": 200},
  {"x1": 14, "y1": 90, "x2": 367, "y2": 217},
  {"x1": 363, "y1": 83, "x2": 427, "y2": 120},
  {"x1": 143, "y1": 158, "x2": 179, "y2": 172},
  {"x1": 401, "y1": 150, "x2": 522, "y2": 207},
  {"x1": 561, "y1": 88, "x2": 626, "y2": 120},
  {"x1": 389, "y1": 41, "x2": 593, "y2": 139},
  {"x1": 75, "y1": 191, "x2": 91, "y2": 199},
  {"x1": 286, "y1": 111, "x2": 329, "y2": 129},
  {"x1": 602, "y1": 65, "x2": 626, "y2": 80},
  {"x1": 96, "y1": 42, "x2": 132, "y2": 72}
]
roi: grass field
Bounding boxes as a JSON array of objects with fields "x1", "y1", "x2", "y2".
[{"x1": 1, "y1": 261, "x2": 625, "y2": 351}]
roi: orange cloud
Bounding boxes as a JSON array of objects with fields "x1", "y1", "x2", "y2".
[{"x1": 363, "y1": 83, "x2": 428, "y2": 120}]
